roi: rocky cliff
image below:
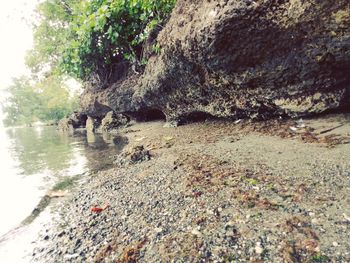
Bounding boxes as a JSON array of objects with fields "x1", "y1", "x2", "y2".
[{"x1": 80, "y1": 0, "x2": 350, "y2": 124}]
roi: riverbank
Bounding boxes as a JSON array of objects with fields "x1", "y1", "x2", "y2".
[
  {"x1": 31, "y1": 114, "x2": 350, "y2": 262},
  {"x1": 0, "y1": 125, "x2": 129, "y2": 262}
]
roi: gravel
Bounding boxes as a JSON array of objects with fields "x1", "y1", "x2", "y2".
[{"x1": 31, "y1": 116, "x2": 350, "y2": 262}]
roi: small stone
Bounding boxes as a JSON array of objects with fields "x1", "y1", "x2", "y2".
[
  {"x1": 255, "y1": 242, "x2": 264, "y2": 254},
  {"x1": 155, "y1": 227, "x2": 163, "y2": 233},
  {"x1": 191, "y1": 229, "x2": 201, "y2": 236},
  {"x1": 57, "y1": 231, "x2": 66, "y2": 237},
  {"x1": 333, "y1": 242, "x2": 339, "y2": 247},
  {"x1": 226, "y1": 220, "x2": 235, "y2": 227},
  {"x1": 64, "y1": 253, "x2": 79, "y2": 259},
  {"x1": 343, "y1": 213, "x2": 350, "y2": 222},
  {"x1": 207, "y1": 209, "x2": 214, "y2": 215}
]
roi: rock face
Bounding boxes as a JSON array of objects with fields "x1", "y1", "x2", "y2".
[
  {"x1": 81, "y1": 0, "x2": 350, "y2": 123},
  {"x1": 80, "y1": 73, "x2": 139, "y2": 118}
]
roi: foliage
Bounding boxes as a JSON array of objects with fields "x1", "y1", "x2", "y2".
[
  {"x1": 2, "y1": 76, "x2": 79, "y2": 127},
  {"x1": 27, "y1": 0, "x2": 176, "y2": 82},
  {"x1": 25, "y1": 0, "x2": 74, "y2": 75},
  {"x1": 11, "y1": 0, "x2": 176, "y2": 126},
  {"x1": 2, "y1": 77, "x2": 42, "y2": 126}
]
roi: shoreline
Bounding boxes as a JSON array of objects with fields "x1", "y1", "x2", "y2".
[{"x1": 29, "y1": 115, "x2": 350, "y2": 262}]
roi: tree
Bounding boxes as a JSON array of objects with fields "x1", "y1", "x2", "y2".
[
  {"x1": 2, "y1": 76, "x2": 79, "y2": 126},
  {"x1": 36, "y1": 75, "x2": 79, "y2": 121},
  {"x1": 25, "y1": 0, "x2": 74, "y2": 75},
  {"x1": 2, "y1": 76, "x2": 42, "y2": 126},
  {"x1": 26, "y1": 0, "x2": 176, "y2": 84},
  {"x1": 5, "y1": 0, "x2": 176, "y2": 126}
]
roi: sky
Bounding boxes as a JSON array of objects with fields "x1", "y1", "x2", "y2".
[
  {"x1": 0, "y1": 0, "x2": 39, "y2": 92},
  {"x1": 0, "y1": 0, "x2": 82, "y2": 121}
]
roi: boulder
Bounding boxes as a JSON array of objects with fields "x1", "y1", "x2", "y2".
[
  {"x1": 57, "y1": 117, "x2": 74, "y2": 133},
  {"x1": 113, "y1": 145, "x2": 151, "y2": 166},
  {"x1": 129, "y1": 145, "x2": 151, "y2": 164},
  {"x1": 69, "y1": 112, "x2": 87, "y2": 128},
  {"x1": 58, "y1": 112, "x2": 87, "y2": 132},
  {"x1": 81, "y1": 0, "x2": 350, "y2": 123}
]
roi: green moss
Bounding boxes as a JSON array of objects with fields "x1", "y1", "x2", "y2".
[
  {"x1": 310, "y1": 254, "x2": 330, "y2": 263},
  {"x1": 242, "y1": 176, "x2": 259, "y2": 186},
  {"x1": 252, "y1": 212, "x2": 263, "y2": 218},
  {"x1": 267, "y1": 183, "x2": 275, "y2": 190},
  {"x1": 52, "y1": 176, "x2": 78, "y2": 191}
]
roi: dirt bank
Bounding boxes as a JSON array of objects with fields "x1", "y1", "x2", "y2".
[{"x1": 32, "y1": 114, "x2": 350, "y2": 262}]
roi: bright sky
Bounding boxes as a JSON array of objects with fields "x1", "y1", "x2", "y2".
[
  {"x1": 0, "y1": 0, "x2": 39, "y2": 91},
  {"x1": 0, "y1": 1, "x2": 82, "y2": 121}
]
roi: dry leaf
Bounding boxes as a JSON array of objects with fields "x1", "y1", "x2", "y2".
[{"x1": 47, "y1": 190, "x2": 68, "y2": 198}]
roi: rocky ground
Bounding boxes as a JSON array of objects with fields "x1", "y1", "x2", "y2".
[{"x1": 31, "y1": 114, "x2": 350, "y2": 262}]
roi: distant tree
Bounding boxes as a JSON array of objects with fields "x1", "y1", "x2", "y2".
[
  {"x1": 35, "y1": 76, "x2": 79, "y2": 121},
  {"x1": 2, "y1": 76, "x2": 79, "y2": 127},
  {"x1": 2, "y1": 76, "x2": 42, "y2": 126}
]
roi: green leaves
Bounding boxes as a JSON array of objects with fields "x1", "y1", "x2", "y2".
[
  {"x1": 27, "y1": 0, "x2": 176, "y2": 82},
  {"x1": 152, "y1": 43, "x2": 161, "y2": 55},
  {"x1": 3, "y1": 76, "x2": 78, "y2": 126},
  {"x1": 2, "y1": 76, "x2": 79, "y2": 126}
]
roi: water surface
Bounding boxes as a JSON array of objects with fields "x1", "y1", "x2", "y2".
[{"x1": 0, "y1": 125, "x2": 127, "y2": 261}]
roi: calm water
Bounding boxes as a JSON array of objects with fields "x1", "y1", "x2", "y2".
[{"x1": 0, "y1": 125, "x2": 127, "y2": 260}]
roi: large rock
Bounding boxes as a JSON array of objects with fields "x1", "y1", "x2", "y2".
[
  {"x1": 57, "y1": 118, "x2": 74, "y2": 133},
  {"x1": 85, "y1": 116, "x2": 99, "y2": 133},
  {"x1": 81, "y1": 0, "x2": 350, "y2": 122},
  {"x1": 113, "y1": 145, "x2": 151, "y2": 166},
  {"x1": 58, "y1": 112, "x2": 87, "y2": 132}
]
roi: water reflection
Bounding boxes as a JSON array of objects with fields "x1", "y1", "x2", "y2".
[
  {"x1": 5, "y1": 126, "x2": 128, "y2": 177},
  {"x1": 84, "y1": 131, "x2": 128, "y2": 171},
  {"x1": 6, "y1": 127, "x2": 76, "y2": 175},
  {"x1": 0, "y1": 126, "x2": 128, "y2": 237}
]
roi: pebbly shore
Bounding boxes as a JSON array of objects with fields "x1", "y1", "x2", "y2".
[{"x1": 32, "y1": 115, "x2": 350, "y2": 262}]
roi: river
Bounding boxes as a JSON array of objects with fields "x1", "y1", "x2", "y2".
[{"x1": 0, "y1": 124, "x2": 127, "y2": 261}]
